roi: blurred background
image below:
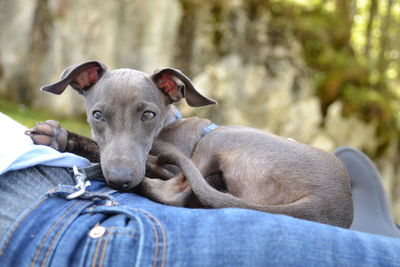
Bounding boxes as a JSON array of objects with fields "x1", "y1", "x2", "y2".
[{"x1": 0, "y1": 0, "x2": 399, "y2": 222}]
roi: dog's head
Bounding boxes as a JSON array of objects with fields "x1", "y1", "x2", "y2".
[{"x1": 41, "y1": 61, "x2": 216, "y2": 190}]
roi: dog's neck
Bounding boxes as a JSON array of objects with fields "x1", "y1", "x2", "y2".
[
  {"x1": 163, "y1": 106, "x2": 183, "y2": 127},
  {"x1": 153, "y1": 117, "x2": 215, "y2": 159}
]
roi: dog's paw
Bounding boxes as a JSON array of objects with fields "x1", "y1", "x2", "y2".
[
  {"x1": 139, "y1": 174, "x2": 192, "y2": 206},
  {"x1": 25, "y1": 120, "x2": 68, "y2": 151},
  {"x1": 146, "y1": 156, "x2": 176, "y2": 180}
]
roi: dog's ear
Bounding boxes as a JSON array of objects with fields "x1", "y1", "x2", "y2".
[
  {"x1": 151, "y1": 68, "x2": 216, "y2": 107},
  {"x1": 40, "y1": 61, "x2": 107, "y2": 95}
]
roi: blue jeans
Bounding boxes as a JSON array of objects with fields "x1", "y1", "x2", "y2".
[{"x1": 1, "y1": 166, "x2": 400, "y2": 266}]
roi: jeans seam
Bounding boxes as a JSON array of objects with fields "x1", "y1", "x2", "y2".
[
  {"x1": 138, "y1": 209, "x2": 167, "y2": 267},
  {"x1": 97, "y1": 228, "x2": 139, "y2": 267},
  {"x1": 147, "y1": 212, "x2": 160, "y2": 267},
  {"x1": 91, "y1": 232, "x2": 104, "y2": 267},
  {"x1": 98, "y1": 230, "x2": 111, "y2": 267},
  {"x1": 105, "y1": 227, "x2": 139, "y2": 237},
  {"x1": 41, "y1": 201, "x2": 92, "y2": 267},
  {"x1": 0, "y1": 198, "x2": 46, "y2": 255},
  {"x1": 0, "y1": 188, "x2": 57, "y2": 256},
  {"x1": 125, "y1": 207, "x2": 167, "y2": 267},
  {"x1": 41, "y1": 187, "x2": 113, "y2": 266},
  {"x1": 125, "y1": 207, "x2": 159, "y2": 267},
  {"x1": 31, "y1": 200, "x2": 83, "y2": 267}
]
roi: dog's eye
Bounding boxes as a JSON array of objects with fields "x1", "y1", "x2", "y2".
[
  {"x1": 92, "y1": 110, "x2": 105, "y2": 122},
  {"x1": 142, "y1": 111, "x2": 156, "y2": 122}
]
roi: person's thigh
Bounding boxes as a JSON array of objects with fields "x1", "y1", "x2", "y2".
[
  {"x1": 1, "y1": 176, "x2": 399, "y2": 266},
  {"x1": 120, "y1": 192, "x2": 400, "y2": 266},
  {"x1": 0, "y1": 165, "x2": 74, "y2": 237}
]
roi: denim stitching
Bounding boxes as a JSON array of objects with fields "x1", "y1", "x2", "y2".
[
  {"x1": 103, "y1": 227, "x2": 139, "y2": 237},
  {"x1": 133, "y1": 208, "x2": 167, "y2": 267},
  {"x1": 31, "y1": 200, "x2": 83, "y2": 267},
  {"x1": 97, "y1": 229, "x2": 139, "y2": 267},
  {"x1": 40, "y1": 187, "x2": 114, "y2": 266},
  {"x1": 125, "y1": 207, "x2": 166, "y2": 267},
  {"x1": 144, "y1": 210, "x2": 167, "y2": 267},
  {"x1": 1, "y1": 184, "x2": 113, "y2": 261},
  {"x1": 40, "y1": 201, "x2": 92, "y2": 267},
  {"x1": 0, "y1": 194, "x2": 50, "y2": 255},
  {"x1": 86, "y1": 188, "x2": 118, "y2": 202},
  {"x1": 91, "y1": 231, "x2": 104, "y2": 267},
  {"x1": 98, "y1": 230, "x2": 110, "y2": 267},
  {"x1": 146, "y1": 212, "x2": 159, "y2": 267},
  {"x1": 127, "y1": 207, "x2": 159, "y2": 267}
]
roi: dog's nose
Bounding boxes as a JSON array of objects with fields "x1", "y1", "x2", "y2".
[{"x1": 106, "y1": 168, "x2": 134, "y2": 190}]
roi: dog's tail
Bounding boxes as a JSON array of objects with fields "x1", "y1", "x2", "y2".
[{"x1": 162, "y1": 152, "x2": 351, "y2": 228}]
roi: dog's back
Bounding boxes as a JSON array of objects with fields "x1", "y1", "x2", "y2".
[{"x1": 186, "y1": 125, "x2": 353, "y2": 227}]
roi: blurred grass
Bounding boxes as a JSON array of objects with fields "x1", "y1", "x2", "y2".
[{"x1": 0, "y1": 98, "x2": 91, "y2": 137}]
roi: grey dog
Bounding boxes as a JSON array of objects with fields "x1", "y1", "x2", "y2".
[{"x1": 27, "y1": 61, "x2": 353, "y2": 228}]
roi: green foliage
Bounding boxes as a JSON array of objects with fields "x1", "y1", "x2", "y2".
[
  {"x1": 265, "y1": 0, "x2": 400, "y2": 152},
  {"x1": 0, "y1": 99, "x2": 91, "y2": 137}
]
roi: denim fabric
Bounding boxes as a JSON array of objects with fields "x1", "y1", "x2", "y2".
[
  {"x1": 1, "y1": 166, "x2": 400, "y2": 266},
  {"x1": 0, "y1": 165, "x2": 75, "y2": 238}
]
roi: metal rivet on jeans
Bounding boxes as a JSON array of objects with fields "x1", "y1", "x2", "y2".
[
  {"x1": 104, "y1": 200, "x2": 113, "y2": 206},
  {"x1": 89, "y1": 226, "x2": 106, "y2": 238}
]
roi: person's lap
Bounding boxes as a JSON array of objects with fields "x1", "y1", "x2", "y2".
[
  {"x1": 0, "y1": 165, "x2": 74, "y2": 238},
  {"x1": 1, "y1": 165, "x2": 400, "y2": 266}
]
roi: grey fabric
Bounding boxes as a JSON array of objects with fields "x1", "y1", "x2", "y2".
[
  {"x1": 334, "y1": 147, "x2": 400, "y2": 238},
  {"x1": 0, "y1": 165, "x2": 74, "y2": 238}
]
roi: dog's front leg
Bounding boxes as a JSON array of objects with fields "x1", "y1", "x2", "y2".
[{"x1": 26, "y1": 120, "x2": 100, "y2": 162}]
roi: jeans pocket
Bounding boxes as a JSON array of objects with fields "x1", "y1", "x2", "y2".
[
  {"x1": 78, "y1": 221, "x2": 140, "y2": 267},
  {"x1": 74, "y1": 207, "x2": 165, "y2": 267}
]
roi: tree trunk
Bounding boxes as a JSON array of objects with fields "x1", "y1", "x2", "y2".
[
  {"x1": 335, "y1": 0, "x2": 356, "y2": 47},
  {"x1": 364, "y1": 0, "x2": 378, "y2": 60},
  {"x1": 377, "y1": 0, "x2": 394, "y2": 86}
]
